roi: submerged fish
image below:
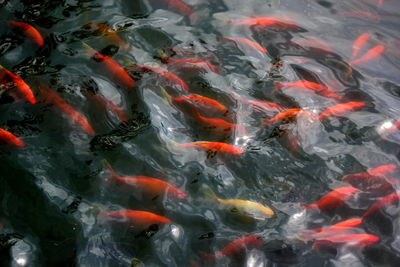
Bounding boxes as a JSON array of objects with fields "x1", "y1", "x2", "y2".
[
  {"x1": 161, "y1": 56, "x2": 221, "y2": 73},
  {"x1": 303, "y1": 186, "x2": 359, "y2": 210},
  {"x1": 104, "y1": 210, "x2": 171, "y2": 226},
  {"x1": 85, "y1": 22, "x2": 128, "y2": 49},
  {"x1": 203, "y1": 187, "x2": 275, "y2": 219},
  {"x1": 318, "y1": 101, "x2": 365, "y2": 120},
  {"x1": 350, "y1": 45, "x2": 385, "y2": 65},
  {"x1": 103, "y1": 160, "x2": 188, "y2": 199},
  {"x1": 222, "y1": 36, "x2": 268, "y2": 53},
  {"x1": 204, "y1": 235, "x2": 264, "y2": 260},
  {"x1": 229, "y1": 16, "x2": 299, "y2": 28},
  {"x1": 179, "y1": 141, "x2": 244, "y2": 155},
  {"x1": 40, "y1": 84, "x2": 95, "y2": 135},
  {"x1": 299, "y1": 218, "x2": 363, "y2": 241},
  {"x1": 363, "y1": 191, "x2": 400, "y2": 217},
  {"x1": 85, "y1": 91, "x2": 128, "y2": 122},
  {"x1": 263, "y1": 108, "x2": 303, "y2": 124},
  {"x1": 313, "y1": 233, "x2": 379, "y2": 249},
  {"x1": 195, "y1": 112, "x2": 247, "y2": 133},
  {"x1": 138, "y1": 64, "x2": 189, "y2": 90},
  {"x1": 154, "y1": 0, "x2": 194, "y2": 17},
  {"x1": 83, "y1": 43, "x2": 135, "y2": 87},
  {"x1": 7, "y1": 20, "x2": 44, "y2": 46},
  {"x1": 0, "y1": 65, "x2": 36, "y2": 104},
  {"x1": 352, "y1": 33, "x2": 370, "y2": 59},
  {"x1": 274, "y1": 80, "x2": 328, "y2": 93},
  {"x1": 0, "y1": 128, "x2": 25, "y2": 147}
]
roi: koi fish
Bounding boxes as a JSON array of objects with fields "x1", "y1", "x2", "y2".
[
  {"x1": 83, "y1": 43, "x2": 135, "y2": 87},
  {"x1": 104, "y1": 210, "x2": 171, "y2": 226},
  {"x1": 239, "y1": 97, "x2": 283, "y2": 114},
  {"x1": 229, "y1": 16, "x2": 299, "y2": 28},
  {"x1": 156, "y1": 0, "x2": 194, "y2": 17},
  {"x1": 274, "y1": 80, "x2": 328, "y2": 93},
  {"x1": 195, "y1": 112, "x2": 247, "y2": 133},
  {"x1": 292, "y1": 37, "x2": 335, "y2": 54},
  {"x1": 313, "y1": 233, "x2": 379, "y2": 248},
  {"x1": 85, "y1": 91, "x2": 128, "y2": 122},
  {"x1": 338, "y1": 11, "x2": 381, "y2": 21},
  {"x1": 204, "y1": 235, "x2": 264, "y2": 260},
  {"x1": 350, "y1": 45, "x2": 385, "y2": 65},
  {"x1": 302, "y1": 186, "x2": 359, "y2": 210},
  {"x1": 0, "y1": 65, "x2": 36, "y2": 104},
  {"x1": 263, "y1": 108, "x2": 302, "y2": 124},
  {"x1": 0, "y1": 128, "x2": 25, "y2": 147},
  {"x1": 40, "y1": 84, "x2": 95, "y2": 134},
  {"x1": 161, "y1": 56, "x2": 221, "y2": 73},
  {"x1": 363, "y1": 191, "x2": 400, "y2": 217},
  {"x1": 85, "y1": 22, "x2": 128, "y2": 49},
  {"x1": 352, "y1": 33, "x2": 370, "y2": 59},
  {"x1": 179, "y1": 141, "x2": 244, "y2": 155},
  {"x1": 172, "y1": 94, "x2": 228, "y2": 114},
  {"x1": 343, "y1": 164, "x2": 397, "y2": 181},
  {"x1": 299, "y1": 218, "x2": 363, "y2": 241},
  {"x1": 7, "y1": 20, "x2": 44, "y2": 46},
  {"x1": 203, "y1": 187, "x2": 275, "y2": 219},
  {"x1": 222, "y1": 37, "x2": 268, "y2": 53},
  {"x1": 103, "y1": 160, "x2": 188, "y2": 199},
  {"x1": 138, "y1": 64, "x2": 189, "y2": 90},
  {"x1": 318, "y1": 101, "x2": 366, "y2": 120}
]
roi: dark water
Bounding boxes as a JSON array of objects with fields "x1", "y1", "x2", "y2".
[{"x1": 1, "y1": 0, "x2": 400, "y2": 266}]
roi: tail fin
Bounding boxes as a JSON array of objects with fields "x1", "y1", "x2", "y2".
[
  {"x1": 272, "y1": 81, "x2": 283, "y2": 93},
  {"x1": 159, "y1": 86, "x2": 172, "y2": 102},
  {"x1": 101, "y1": 159, "x2": 119, "y2": 179},
  {"x1": 200, "y1": 186, "x2": 218, "y2": 201},
  {"x1": 157, "y1": 50, "x2": 170, "y2": 63}
]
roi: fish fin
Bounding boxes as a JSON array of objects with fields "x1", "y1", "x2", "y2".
[
  {"x1": 200, "y1": 186, "x2": 219, "y2": 201},
  {"x1": 101, "y1": 159, "x2": 119, "y2": 179},
  {"x1": 157, "y1": 50, "x2": 170, "y2": 63},
  {"x1": 159, "y1": 86, "x2": 172, "y2": 102},
  {"x1": 119, "y1": 55, "x2": 137, "y2": 68},
  {"x1": 272, "y1": 81, "x2": 283, "y2": 93}
]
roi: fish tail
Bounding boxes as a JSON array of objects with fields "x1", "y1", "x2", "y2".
[
  {"x1": 272, "y1": 81, "x2": 283, "y2": 93},
  {"x1": 200, "y1": 252, "x2": 215, "y2": 262},
  {"x1": 101, "y1": 160, "x2": 119, "y2": 180},
  {"x1": 200, "y1": 186, "x2": 219, "y2": 201},
  {"x1": 157, "y1": 50, "x2": 170, "y2": 63},
  {"x1": 159, "y1": 86, "x2": 172, "y2": 102}
]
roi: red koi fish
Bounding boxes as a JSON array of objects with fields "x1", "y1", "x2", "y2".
[
  {"x1": 157, "y1": 0, "x2": 194, "y2": 17},
  {"x1": 338, "y1": 11, "x2": 381, "y2": 21},
  {"x1": 86, "y1": 92, "x2": 128, "y2": 122},
  {"x1": 204, "y1": 235, "x2": 263, "y2": 260},
  {"x1": 350, "y1": 45, "x2": 385, "y2": 65},
  {"x1": 352, "y1": 33, "x2": 370, "y2": 59},
  {"x1": 7, "y1": 20, "x2": 44, "y2": 46},
  {"x1": 40, "y1": 85, "x2": 95, "y2": 134},
  {"x1": 343, "y1": 164, "x2": 397, "y2": 194},
  {"x1": 383, "y1": 119, "x2": 400, "y2": 136},
  {"x1": 172, "y1": 94, "x2": 228, "y2": 114},
  {"x1": 274, "y1": 80, "x2": 327, "y2": 93},
  {"x1": 0, "y1": 128, "x2": 25, "y2": 147},
  {"x1": 239, "y1": 97, "x2": 283, "y2": 113},
  {"x1": 263, "y1": 108, "x2": 302, "y2": 124},
  {"x1": 292, "y1": 37, "x2": 335, "y2": 54},
  {"x1": 104, "y1": 210, "x2": 171, "y2": 226},
  {"x1": 229, "y1": 16, "x2": 299, "y2": 29},
  {"x1": 318, "y1": 101, "x2": 366, "y2": 120},
  {"x1": 363, "y1": 191, "x2": 400, "y2": 217},
  {"x1": 299, "y1": 218, "x2": 363, "y2": 241},
  {"x1": 104, "y1": 161, "x2": 188, "y2": 199},
  {"x1": 0, "y1": 66, "x2": 36, "y2": 104},
  {"x1": 313, "y1": 233, "x2": 379, "y2": 248},
  {"x1": 179, "y1": 141, "x2": 244, "y2": 155},
  {"x1": 222, "y1": 37, "x2": 268, "y2": 53},
  {"x1": 162, "y1": 57, "x2": 221, "y2": 73},
  {"x1": 195, "y1": 112, "x2": 247, "y2": 133},
  {"x1": 138, "y1": 64, "x2": 189, "y2": 90},
  {"x1": 303, "y1": 186, "x2": 359, "y2": 210},
  {"x1": 83, "y1": 43, "x2": 135, "y2": 87}
]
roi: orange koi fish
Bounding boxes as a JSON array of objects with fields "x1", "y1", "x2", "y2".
[
  {"x1": 0, "y1": 66, "x2": 36, "y2": 104},
  {"x1": 274, "y1": 80, "x2": 327, "y2": 93},
  {"x1": 138, "y1": 64, "x2": 189, "y2": 90},
  {"x1": 83, "y1": 43, "x2": 135, "y2": 87},
  {"x1": 7, "y1": 20, "x2": 44, "y2": 46},
  {"x1": 350, "y1": 45, "x2": 385, "y2": 65},
  {"x1": 179, "y1": 141, "x2": 244, "y2": 155},
  {"x1": 229, "y1": 16, "x2": 299, "y2": 28},
  {"x1": 318, "y1": 101, "x2": 365, "y2": 120},
  {"x1": 104, "y1": 210, "x2": 171, "y2": 226},
  {"x1": 156, "y1": 0, "x2": 194, "y2": 17},
  {"x1": 352, "y1": 33, "x2": 370, "y2": 59},
  {"x1": 86, "y1": 22, "x2": 128, "y2": 49},
  {"x1": 0, "y1": 128, "x2": 25, "y2": 147},
  {"x1": 338, "y1": 11, "x2": 381, "y2": 21},
  {"x1": 172, "y1": 94, "x2": 228, "y2": 114},
  {"x1": 222, "y1": 37, "x2": 268, "y2": 53},
  {"x1": 162, "y1": 56, "x2": 221, "y2": 73},
  {"x1": 40, "y1": 84, "x2": 95, "y2": 134},
  {"x1": 363, "y1": 191, "x2": 400, "y2": 217},
  {"x1": 263, "y1": 108, "x2": 302, "y2": 124},
  {"x1": 303, "y1": 186, "x2": 359, "y2": 210},
  {"x1": 86, "y1": 92, "x2": 128, "y2": 122},
  {"x1": 195, "y1": 112, "x2": 247, "y2": 133},
  {"x1": 343, "y1": 164, "x2": 397, "y2": 181},
  {"x1": 204, "y1": 235, "x2": 263, "y2": 260},
  {"x1": 313, "y1": 233, "x2": 379, "y2": 248},
  {"x1": 104, "y1": 161, "x2": 188, "y2": 199},
  {"x1": 292, "y1": 37, "x2": 335, "y2": 54},
  {"x1": 239, "y1": 97, "x2": 283, "y2": 113},
  {"x1": 299, "y1": 218, "x2": 363, "y2": 241}
]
